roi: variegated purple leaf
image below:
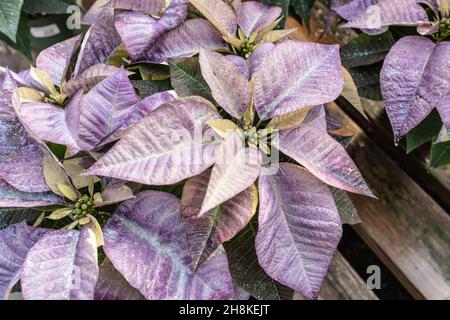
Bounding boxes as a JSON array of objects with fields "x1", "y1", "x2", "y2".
[
  {"x1": 157, "y1": 0, "x2": 189, "y2": 31},
  {"x1": 105, "y1": 0, "x2": 165, "y2": 14},
  {"x1": 339, "y1": 0, "x2": 429, "y2": 34},
  {"x1": 21, "y1": 227, "x2": 99, "y2": 300},
  {"x1": 237, "y1": 1, "x2": 282, "y2": 37},
  {"x1": 380, "y1": 37, "x2": 450, "y2": 141},
  {"x1": 225, "y1": 55, "x2": 250, "y2": 79},
  {"x1": 64, "y1": 64, "x2": 131, "y2": 96},
  {"x1": 81, "y1": 0, "x2": 112, "y2": 25},
  {"x1": 83, "y1": 97, "x2": 221, "y2": 185},
  {"x1": 0, "y1": 179, "x2": 61, "y2": 208},
  {"x1": 248, "y1": 42, "x2": 274, "y2": 76},
  {"x1": 303, "y1": 105, "x2": 327, "y2": 131},
  {"x1": 0, "y1": 72, "x2": 49, "y2": 193},
  {"x1": 256, "y1": 163, "x2": 342, "y2": 299},
  {"x1": 275, "y1": 123, "x2": 374, "y2": 197},
  {"x1": 437, "y1": 93, "x2": 450, "y2": 134},
  {"x1": 18, "y1": 90, "x2": 83, "y2": 154},
  {"x1": 234, "y1": 285, "x2": 251, "y2": 300},
  {"x1": 94, "y1": 258, "x2": 145, "y2": 300},
  {"x1": 36, "y1": 35, "x2": 82, "y2": 86},
  {"x1": 200, "y1": 133, "x2": 261, "y2": 214},
  {"x1": 0, "y1": 222, "x2": 51, "y2": 299},
  {"x1": 78, "y1": 67, "x2": 139, "y2": 150},
  {"x1": 147, "y1": 19, "x2": 228, "y2": 63},
  {"x1": 74, "y1": 15, "x2": 122, "y2": 77},
  {"x1": 253, "y1": 41, "x2": 344, "y2": 120},
  {"x1": 181, "y1": 169, "x2": 257, "y2": 270},
  {"x1": 332, "y1": 0, "x2": 379, "y2": 21},
  {"x1": 103, "y1": 191, "x2": 234, "y2": 299},
  {"x1": 190, "y1": 0, "x2": 238, "y2": 36},
  {"x1": 200, "y1": 49, "x2": 250, "y2": 119},
  {"x1": 95, "y1": 184, "x2": 135, "y2": 207}
]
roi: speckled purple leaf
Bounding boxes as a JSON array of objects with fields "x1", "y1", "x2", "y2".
[
  {"x1": 0, "y1": 179, "x2": 61, "y2": 208},
  {"x1": 181, "y1": 169, "x2": 257, "y2": 270},
  {"x1": 0, "y1": 222, "x2": 51, "y2": 299},
  {"x1": 256, "y1": 163, "x2": 342, "y2": 299},
  {"x1": 237, "y1": 1, "x2": 281, "y2": 37},
  {"x1": 65, "y1": 64, "x2": 131, "y2": 96},
  {"x1": 200, "y1": 49, "x2": 250, "y2": 119},
  {"x1": 94, "y1": 258, "x2": 145, "y2": 300},
  {"x1": 36, "y1": 35, "x2": 82, "y2": 86},
  {"x1": 437, "y1": 93, "x2": 450, "y2": 134},
  {"x1": 105, "y1": 0, "x2": 165, "y2": 14},
  {"x1": 103, "y1": 191, "x2": 234, "y2": 299},
  {"x1": 248, "y1": 42, "x2": 274, "y2": 76},
  {"x1": 380, "y1": 37, "x2": 450, "y2": 141},
  {"x1": 74, "y1": 15, "x2": 122, "y2": 77},
  {"x1": 0, "y1": 72, "x2": 49, "y2": 193},
  {"x1": 275, "y1": 123, "x2": 374, "y2": 197},
  {"x1": 339, "y1": 0, "x2": 428, "y2": 34},
  {"x1": 303, "y1": 105, "x2": 327, "y2": 131},
  {"x1": 225, "y1": 55, "x2": 249, "y2": 79},
  {"x1": 332, "y1": 0, "x2": 378, "y2": 21},
  {"x1": 83, "y1": 97, "x2": 221, "y2": 185},
  {"x1": 81, "y1": 0, "x2": 112, "y2": 25},
  {"x1": 253, "y1": 41, "x2": 343, "y2": 120},
  {"x1": 78, "y1": 67, "x2": 139, "y2": 150},
  {"x1": 21, "y1": 227, "x2": 98, "y2": 300},
  {"x1": 18, "y1": 90, "x2": 83, "y2": 154},
  {"x1": 147, "y1": 19, "x2": 228, "y2": 63}
]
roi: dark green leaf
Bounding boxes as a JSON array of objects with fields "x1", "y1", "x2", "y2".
[
  {"x1": 106, "y1": 44, "x2": 129, "y2": 67},
  {"x1": 129, "y1": 63, "x2": 170, "y2": 81},
  {"x1": 224, "y1": 217, "x2": 294, "y2": 300},
  {"x1": 348, "y1": 63, "x2": 383, "y2": 101},
  {"x1": 0, "y1": 0, "x2": 24, "y2": 42},
  {"x1": 46, "y1": 142, "x2": 67, "y2": 161},
  {"x1": 291, "y1": 0, "x2": 315, "y2": 31},
  {"x1": 130, "y1": 79, "x2": 172, "y2": 98},
  {"x1": 341, "y1": 31, "x2": 395, "y2": 69},
  {"x1": 406, "y1": 109, "x2": 442, "y2": 153},
  {"x1": 430, "y1": 140, "x2": 450, "y2": 168},
  {"x1": 169, "y1": 57, "x2": 213, "y2": 101},
  {"x1": 22, "y1": 0, "x2": 75, "y2": 14},
  {"x1": 0, "y1": 207, "x2": 41, "y2": 230},
  {"x1": 330, "y1": 187, "x2": 361, "y2": 225},
  {"x1": 0, "y1": 13, "x2": 32, "y2": 60}
]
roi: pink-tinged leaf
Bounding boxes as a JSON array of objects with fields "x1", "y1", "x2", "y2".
[
  {"x1": 81, "y1": 0, "x2": 112, "y2": 25},
  {"x1": 340, "y1": 0, "x2": 429, "y2": 34},
  {"x1": 253, "y1": 40, "x2": 344, "y2": 120},
  {"x1": 190, "y1": 0, "x2": 237, "y2": 36},
  {"x1": 78, "y1": 67, "x2": 139, "y2": 150},
  {"x1": 275, "y1": 123, "x2": 374, "y2": 197},
  {"x1": 256, "y1": 163, "x2": 342, "y2": 299},
  {"x1": 36, "y1": 35, "x2": 82, "y2": 86},
  {"x1": 333, "y1": 0, "x2": 379, "y2": 21},
  {"x1": 94, "y1": 258, "x2": 145, "y2": 300},
  {"x1": 103, "y1": 191, "x2": 234, "y2": 299},
  {"x1": 21, "y1": 227, "x2": 99, "y2": 300},
  {"x1": 200, "y1": 133, "x2": 261, "y2": 214},
  {"x1": 225, "y1": 55, "x2": 250, "y2": 79},
  {"x1": 437, "y1": 93, "x2": 450, "y2": 134},
  {"x1": 237, "y1": 1, "x2": 282, "y2": 36},
  {"x1": 96, "y1": 184, "x2": 135, "y2": 207},
  {"x1": 0, "y1": 179, "x2": 62, "y2": 208},
  {"x1": 83, "y1": 97, "x2": 221, "y2": 185},
  {"x1": 17, "y1": 90, "x2": 83, "y2": 154},
  {"x1": 0, "y1": 222, "x2": 51, "y2": 299},
  {"x1": 380, "y1": 37, "x2": 450, "y2": 141},
  {"x1": 147, "y1": 19, "x2": 228, "y2": 63},
  {"x1": 248, "y1": 42, "x2": 274, "y2": 76},
  {"x1": 74, "y1": 15, "x2": 122, "y2": 77},
  {"x1": 0, "y1": 72, "x2": 49, "y2": 193},
  {"x1": 65, "y1": 64, "x2": 131, "y2": 97},
  {"x1": 157, "y1": 0, "x2": 189, "y2": 31},
  {"x1": 200, "y1": 49, "x2": 250, "y2": 119},
  {"x1": 181, "y1": 169, "x2": 257, "y2": 270},
  {"x1": 303, "y1": 105, "x2": 327, "y2": 131},
  {"x1": 234, "y1": 285, "x2": 251, "y2": 300},
  {"x1": 105, "y1": 0, "x2": 165, "y2": 14}
]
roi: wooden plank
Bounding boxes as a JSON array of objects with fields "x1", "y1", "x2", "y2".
[
  {"x1": 294, "y1": 251, "x2": 378, "y2": 300},
  {"x1": 328, "y1": 102, "x2": 450, "y2": 300}
]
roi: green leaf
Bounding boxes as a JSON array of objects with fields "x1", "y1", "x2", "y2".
[
  {"x1": 406, "y1": 109, "x2": 442, "y2": 153},
  {"x1": 0, "y1": 13, "x2": 32, "y2": 60},
  {"x1": 223, "y1": 217, "x2": 294, "y2": 300},
  {"x1": 348, "y1": 63, "x2": 383, "y2": 101},
  {"x1": 341, "y1": 31, "x2": 395, "y2": 69},
  {"x1": 0, "y1": 208, "x2": 41, "y2": 230},
  {"x1": 130, "y1": 79, "x2": 172, "y2": 98},
  {"x1": 0, "y1": 0, "x2": 24, "y2": 42},
  {"x1": 291, "y1": 0, "x2": 315, "y2": 31},
  {"x1": 22, "y1": 0, "x2": 75, "y2": 14},
  {"x1": 430, "y1": 140, "x2": 450, "y2": 168},
  {"x1": 330, "y1": 187, "x2": 361, "y2": 225},
  {"x1": 129, "y1": 63, "x2": 170, "y2": 81},
  {"x1": 106, "y1": 43, "x2": 129, "y2": 67},
  {"x1": 168, "y1": 57, "x2": 213, "y2": 101}
]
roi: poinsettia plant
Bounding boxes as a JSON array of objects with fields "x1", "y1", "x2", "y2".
[
  {"x1": 332, "y1": 0, "x2": 450, "y2": 168},
  {"x1": 0, "y1": 0, "x2": 374, "y2": 300}
]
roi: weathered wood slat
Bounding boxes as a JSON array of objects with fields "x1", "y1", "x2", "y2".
[
  {"x1": 294, "y1": 251, "x2": 378, "y2": 300},
  {"x1": 328, "y1": 103, "x2": 450, "y2": 300}
]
